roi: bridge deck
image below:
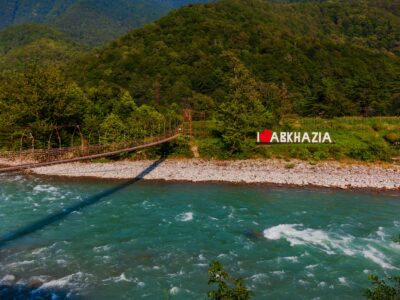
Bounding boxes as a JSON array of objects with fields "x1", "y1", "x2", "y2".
[{"x1": 0, "y1": 133, "x2": 179, "y2": 173}]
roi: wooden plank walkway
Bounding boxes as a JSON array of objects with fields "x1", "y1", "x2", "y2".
[{"x1": 0, "y1": 133, "x2": 179, "y2": 173}]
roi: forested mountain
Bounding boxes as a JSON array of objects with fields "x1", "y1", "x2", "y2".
[
  {"x1": 75, "y1": 0, "x2": 400, "y2": 117},
  {"x1": 0, "y1": 0, "x2": 399, "y2": 157},
  {"x1": 0, "y1": 0, "x2": 213, "y2": 46},
  {"x1": 0, "y1": 24, "x2": 81, "y2": 70}
]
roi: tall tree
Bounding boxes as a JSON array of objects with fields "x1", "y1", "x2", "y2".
[{"x1": 218, "y1": 51, "x2": 272, "y2": 154}]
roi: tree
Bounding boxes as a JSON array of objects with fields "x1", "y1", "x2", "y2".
[
  {"x1": 0, "y1": 64, "x2": 86, "y2": 149},
  {"x1": 0, "y1": 64, "x2": 86, "y2": 127},
  {"x1": 365, "y1": 275, "x2": 400, "y2": 300},
  {"x1": 207, "y1": 261, "x2": 254, "y2": 300},
  {"x1": 218, "y1": 51, "x2": 273, "y2": 154},
  {"x1": 365, "y1": 235, "x2": 400, "y2": 300},
  {"x1": 100, "y1": 113, "x2": 126, "y2": 144},
  {"x1": 128, "y1": 105, "x2": 166, "y2": 139}
]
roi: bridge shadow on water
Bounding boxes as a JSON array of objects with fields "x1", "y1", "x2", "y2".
[
  {"x1": 0, "y1": 283, "x2": 75, "y2": 300},
  {"x1": 0, "y1": 156, "x2": 166, "y2": 250}
]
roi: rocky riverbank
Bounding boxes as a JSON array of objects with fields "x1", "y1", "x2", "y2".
[{"x1": 2, "y1": 159, "x2": 394, "y2": 191}]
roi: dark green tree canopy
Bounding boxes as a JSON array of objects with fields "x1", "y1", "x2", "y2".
[{"x1": 73, "y1": 0, "x2": 400, "y2": 117}]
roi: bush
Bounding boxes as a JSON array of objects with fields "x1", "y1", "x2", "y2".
[
  {"x1": 198, "y1": 138, "x2": 227, "y2": 159},
  {"x1": 168, "y1": 136, "x2": 193, "y2": 158},
  {"x1": 365, "y1": 274, "x2": 400, "y2": 300},
  {"x1": 384, "y1": 132, "x2": 400, "y2": 145},
  {"x1": 208, "y1": 261, "x2": 254, "y2": 300},
  {"x1": 312, "y1": 150, "x2": 328, "y2": 161},
  {"x1": 348, "y1": 143, "x2": 392, "y2": 161}
]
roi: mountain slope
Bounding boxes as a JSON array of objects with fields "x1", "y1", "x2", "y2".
[
  {"x1": 0, "y1": 0, "x2": 213, "y2": 46},
  {"x1": 0, "y1": 24, "x2": 82, "y2": 70},
  {"x1": 74, "y1": 0, "x2": 400, "y2": 116}
]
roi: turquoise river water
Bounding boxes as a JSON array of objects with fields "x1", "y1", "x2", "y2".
[{"x1": 0, "y1": 173, "x2": 399, "y2": 299}]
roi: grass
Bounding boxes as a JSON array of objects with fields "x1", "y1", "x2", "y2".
[{"x1": 194, "y1": 117, "x2": 400, "y2": 162}]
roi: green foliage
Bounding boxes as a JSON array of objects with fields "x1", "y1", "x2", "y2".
[
  {"x1": 217, "y1": 51, "x2": 273, "y2": 154},
  {"x1": 0, "y1": 24, "x2": 82, "y2": 71},
  {"x1": 385, "y1": 132, "x2": 400, "y2": 145},
  {"x1": 167, "y1": 136, "x2": 193, "y2": 158},
  {"x1": 137, "y1": 135, "x2": 193, "y2": 159},
  {"x1": 207, "y1": 261, "x2": 254, "y2": 300},
  {"x1": 0, "y1": 64, "x2": 88, "y2": 149},
  {"x1": 0, "y1": 24, "x2": 71, "y2": 55},
  {"x1": 100, "y1": 113, "x2": 126, "y2": 144},
  {"x1": 364, "y1": 233, "x2": 400, "y2": 299},
  {"x1": 197, "y1": 117, "x2": 400, "y2": 161},
  {"x1": 0, "y1": 0, "x2": 399, "y2": 161},
  {"x1": 0, "y1": 63, "x2": 181, "y2": 150},
  {"x1": 74, "y1": 0, "x2": 400, "y2": 118},
  {"x1": 392, "y1": 234, "x2": 400, "y2": 244},
  {"x1": 0, "y1": 0, "x2": 213, "y2": 47},
  {"x1": 0, "y1": 64, "x2": 86, "y2": 126},
  {"x1": 365, "y1": 274, "x2": 400, "y2": 300}
]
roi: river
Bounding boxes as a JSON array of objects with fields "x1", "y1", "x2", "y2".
[{"x1": 0, "y1": 174, "x2": 399, "y2": 299}]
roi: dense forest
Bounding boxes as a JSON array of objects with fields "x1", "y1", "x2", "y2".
[
  {"x1": 0, "y1": 0, "x2": 213, "y2": 46},
  {"x1": 76, "y1": 0, "x2": 400, "y2": 117},
  {"x1": 0, "y1": 24, "x2": 81, "y2": 71},
  {"x1": 0, "y1": 0, "x2": 399, "y2": 158}
]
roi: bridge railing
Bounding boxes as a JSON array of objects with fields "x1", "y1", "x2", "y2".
[{"x1": 0, "y1": 127, "x2": 181, "y2": 165}]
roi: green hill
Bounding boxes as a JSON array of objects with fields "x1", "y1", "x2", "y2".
[
  {"x1": 76, "y1": 0, "x2": 400, "y2": 117},
  {"x1": 0, "y1": 0, "x2": 399, "y2": 160},
  {"x1": 0, "y1": 24, "x2": 82, "y2": 70},
  {"x1": 0, "y1": 0, "x2": 213, "y2": 46}
]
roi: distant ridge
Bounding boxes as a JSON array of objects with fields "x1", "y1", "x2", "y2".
[
  {"x1": 0, "y1": 0, "x2": 214, "y2": 46},
  {"x1": 74, "y1": 0, "x2": 400, "y2": 116},
  {"x1": 0, "y1": 24, "x2": 80, "y2": 70}
]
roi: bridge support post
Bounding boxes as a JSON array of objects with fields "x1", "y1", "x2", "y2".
[{"x1": 183, "y1": 109, "x2": 193, "y2": 139}]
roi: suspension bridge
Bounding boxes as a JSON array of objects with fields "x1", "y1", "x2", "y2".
[
  {"x1": 0, "y1": 108, "x2": 212, "y2": 173},
  {"x1": 0, "y1": 129, "x2": 181, "y2": 173},
  {"x1": 0, "y1": 110, "x2": 211, "y2": 254}
]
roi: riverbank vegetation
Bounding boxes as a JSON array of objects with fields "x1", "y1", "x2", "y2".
[
  {"x1": 365, "y1": 236, "x2": 400, "y2": 299},
  {"x1": 194, "y1": 116, "x2": 400, "y2": 161},
  {"x1": 0, "y1": 0, "x2": 399, "y2": 162},
  {"x1": 365, "y1": 274, "x2": 400, "y2": 299},
  {"x1": 0, "y1": 24, "x2": 82, "y2": 71},
  {"x1": 0, "y1": 0, "x2": 213, "y2": 47},
  {"x1": 207, "y1": 261, "x2": 254, "y2": 300}
]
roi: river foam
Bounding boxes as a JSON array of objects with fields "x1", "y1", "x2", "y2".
[
  {"x1": 263, "y1": 224, "x2": 331, "y2": 247},
  {"x1": 263, "y1": 224, "x2": 397, "y2": 269},
  {"x1": 39, "y1": 272, "x2": 89, "y2": 289},
  {"x1": 176, "y1": 212, "x2": 194, "y2": 222},
  {"x1": 1, "y1": 177, "x2": 399, "y2": 299}
]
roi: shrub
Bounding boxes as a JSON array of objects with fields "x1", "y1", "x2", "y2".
[
  {"x1": 384, "y1": 132, "x2": 400, "y2": 145},
  {"x1": 312, "y1": 150, "x2": 328, "y2": 161},
  {"x1": 208, "y1": 261, "x2": 254, "y2": 300},
  {"x1": 365, "y1": 275, "x2": 400, "y2": 300}
]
